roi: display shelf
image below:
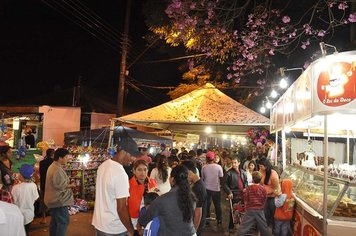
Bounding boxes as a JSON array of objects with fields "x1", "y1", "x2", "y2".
[
  {"x1": 281, "y1": 165, "x2": 356, "y2": 235},
  {"x1": 64, "y1": 148, "x2": 110, "y2": 200}
]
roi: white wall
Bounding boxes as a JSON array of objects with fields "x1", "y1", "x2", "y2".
[
  {"x1": 39, "y1": 106, "x2": 81, "y2": 146},
  {"x1": 290, "y1": 138, "x2": 346, "y2": 164}
]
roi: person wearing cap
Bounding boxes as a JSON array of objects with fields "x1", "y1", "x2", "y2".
[
  {"x1": 44, "y1": 148, "x2": 75, "y2": 236},
  {"x1": 12, "y1": 164, "x2": 39, "y2": 235},
  {"x1": 92, "y1": 134, "x2": 141, "y2": 236},
  {"x1": 201, "y1": 150, "x2": 224, "y2": 227}
]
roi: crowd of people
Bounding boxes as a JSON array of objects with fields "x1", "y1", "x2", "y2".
[
  {"x1": 91, "y1": 137, "x2": 295, "y2": 236},
  {"x1": 0, "y1": 135, "x2": 295, "y2": 236}
]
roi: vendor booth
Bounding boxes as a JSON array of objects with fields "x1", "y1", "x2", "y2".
[
  {"x1": 63, "y1": 126, "x2": 172, "y2": 200},
  {"x1": 115, "y1": 83, "x2": 270, "y2": 149},
  {"x1": 270, "y1": 50, "x2": 356, "y2": 235}
]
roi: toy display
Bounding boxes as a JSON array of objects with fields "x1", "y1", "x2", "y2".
[{"x1": 64, "y1": 146, "x2": 110, "y2": 200}]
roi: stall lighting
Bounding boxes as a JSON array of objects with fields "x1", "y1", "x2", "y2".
[
  {"x1": 279, "y1": 78, "x2": 288, "y2": 89},
  {"x1": 80, "y1": 153, "x2": 90, "y2": 167},
  {"x1": 270, "y1": 90, "x2": 278, "y2": 98},
  {"x1": 205, "y1": 126, "x2": 212, "y2": 134},
  {"x1": 260, "y1": 106, "x2": 266, "y2": 113},
  {"x1": 266, "y1": 100, "x2": 272, "y2": 109},
  {"x1": 222, "y1": 134, "x2": 228, "y2": 139}
]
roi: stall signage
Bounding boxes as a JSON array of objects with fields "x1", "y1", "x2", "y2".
[
  {"x1": 317, "y1": 61, "x2": 356, "y2": 107},
  {"x1": 293, "y1": 210, "x2": 302, "y2": 236},
  {"x1": 303, "y1": 224, "x2": 320, "y2": 236},
  {"x1": 186, "y1": 134, "x2": 200, "y2": 144}
]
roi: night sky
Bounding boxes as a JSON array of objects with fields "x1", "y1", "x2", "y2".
[
  {"x1": 0, "y1": 0, "x2": 182, "y2": 112},
  {"x1": 0, "y1": 0, "x2": 354, "y2": 113}
]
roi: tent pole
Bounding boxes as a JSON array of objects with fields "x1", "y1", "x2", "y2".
[
  {"x1": 281, "y1": 129, "x2": 286, "y2": 170},
  {"x1": 108, "y1": 119, "x2": 115, "y2": 149},
  {"x1": 323, "y1": 115, "x2": 329, "y2": 236}
]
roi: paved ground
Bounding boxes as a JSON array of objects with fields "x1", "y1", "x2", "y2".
[{"x1": 29, "y1": 199, "x2": 232, "y2": 236}]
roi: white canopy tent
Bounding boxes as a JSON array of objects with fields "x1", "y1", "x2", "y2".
[{"x1": 115, "y1": 83, "x2": 269, "y2": 135}]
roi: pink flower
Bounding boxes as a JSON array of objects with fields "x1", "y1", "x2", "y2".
[
  {"x1": 317, "y1": 30, "x2": 326, "y2": 37},
  {"x1": 338, "y1": 3, "x2": 348, "y2": 10},
  {"x1": 282, "y1": 16, "x2": 291, "y2": 23},
  {"x1": 349, "y1": 13, "x2": 356, "y2": 23},
  {"x1": 227, "y1": 73, "x2": 233, "y2": 80},
  {"x1": 269, "y1": 49, "x2": 275, "y2": 55}
]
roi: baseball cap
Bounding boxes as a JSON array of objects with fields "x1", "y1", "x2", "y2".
[
  {"x1": 206, "y1": 151, "x2": 215, "y2": 161},
  {"x1": 114, "y1": 126, "x2": 141, "y2": 157},
  {"x1": 19, "y1": 164, "x2": 34, "y2": 179}
]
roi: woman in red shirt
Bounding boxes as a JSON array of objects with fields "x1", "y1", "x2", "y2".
[{"x1": 128, "y1": 160, "x2": 157, "y2": 231}]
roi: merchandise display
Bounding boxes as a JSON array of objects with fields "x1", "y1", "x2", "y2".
[
  {"x1": 65, "y1": 146, "x2": 110, "y2": 200},
  {"x1": 281, "y1": 165, "x2": 356, "y2": 235}
]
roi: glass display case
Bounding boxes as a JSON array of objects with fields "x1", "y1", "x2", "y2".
[{"x1": 281, "y1": 165, "x2": 356, "y2": 221}]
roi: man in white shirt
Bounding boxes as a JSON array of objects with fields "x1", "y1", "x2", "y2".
[
  {"x1": 92, "y1": 131, "x2": 142, "y2": 236},
  {"x1": 0, "y1": 200, "x2": 26, "y2": 236}
]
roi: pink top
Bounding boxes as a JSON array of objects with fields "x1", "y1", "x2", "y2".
[{"x1": 201, "y1": 163, "x2": 223, "y2": 191}]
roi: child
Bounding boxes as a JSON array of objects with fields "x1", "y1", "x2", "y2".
[
  {"x1": 236, "y1": 171, "x2": 271, "y2": 236},
  {"x1": 11, "y1": 164, "x2": 39, "y2": 235},
  {"x1": 274, "y1": 179, "x2": 296, "y2": 236},
  {"x1": 137, "y1": 192, "x2": 160, "y2": 236}
]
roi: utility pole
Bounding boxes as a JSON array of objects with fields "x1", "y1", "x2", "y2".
[{"x1": 117, "y1": 0, "x2": 131, "y2": 117}]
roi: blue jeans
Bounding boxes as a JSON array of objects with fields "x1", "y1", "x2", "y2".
[
  {"x1": 236, "y1": 209, "x2": 271, "y2": 236},
  {"x1": 96, "y1": 229, "x2": 127, "y2": 236},
  {"x1": 264, "y1": 197, "x2": 276, "y2": 227},
  {"x1": 274, "y1": 220, "x2": 292, "y2": 236},
  {"x1": 49, "y1": 206, "x2": 69, "y2": 236},
  {"x1": 206, "y1": 189, "x2": 222, "y2": 222}
]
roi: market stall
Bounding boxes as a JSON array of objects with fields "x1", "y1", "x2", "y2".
[
  {"x1": 63, "y1": 126, "x2": 172, "y2": 201},
  {"x1": 114, "y1": 83, "x2": 270, "y2": 150},
  {"x1": 270, "y1": 50, "x2": 356, "y2": 235}
]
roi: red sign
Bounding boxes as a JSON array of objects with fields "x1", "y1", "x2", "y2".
[
  {"x1": 317, "y1": 61, "x2": 356, "y2": 107},
  {"x1": 303, "y1": 224, "x2": 319, "y2": 236},
  {"x1": 293, "y1": 211, "x2": 302, "y2": 236}
]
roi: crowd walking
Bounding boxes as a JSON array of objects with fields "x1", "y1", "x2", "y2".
[{"x1": 0, "y1": 137, "x2": 296, "y2": 236}]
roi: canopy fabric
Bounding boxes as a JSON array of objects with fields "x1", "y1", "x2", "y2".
[
  {"x1": 116, "y1": 83, "x2": 270, "y2": 135},
  {"x1": 64, "y1": 126, "x2": 172, "y2": 147}
]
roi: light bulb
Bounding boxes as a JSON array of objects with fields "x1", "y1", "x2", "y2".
[
  {"x1": 279, "y1": 78, "x2": 288, "y2": 89},
  {"x1": 260, "y1": 106, "x2": 266, "y2": 113},
  {"x1": 266, "y1": 101, "x2": 272, "y2": 109},
  {"x1": 270, "y1": 90, "x2": 278, "y2": 98}
]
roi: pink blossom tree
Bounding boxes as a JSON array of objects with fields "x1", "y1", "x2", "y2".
[{"x1": 144, "y1": 0, "x2": 355, "y2": 101}]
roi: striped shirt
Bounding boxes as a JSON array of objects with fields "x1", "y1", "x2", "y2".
[{"x1": 244, "y1": 184, "x2": 267, "y2": 210}]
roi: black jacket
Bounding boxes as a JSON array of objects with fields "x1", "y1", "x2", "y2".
[
  {"x1": 223, "y1": 168, "x2": 248, "y2": 197},
  {"x1": 39, "y1": 157, "x2": 53, "y2": 194}
]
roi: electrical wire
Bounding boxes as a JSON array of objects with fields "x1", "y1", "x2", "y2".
[
  {"x1": 42, "y1": 0, "x2": 147, "y2": 67},
  {"x1": 50, "y1": 0, "x2": 121, "y2": 49},
  {"x1": 41, "y1": 0, "x2": 121, "y2": 53}
]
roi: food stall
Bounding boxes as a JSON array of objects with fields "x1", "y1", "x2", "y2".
[{"x1": 270, "y1": 50, "x2": 356, "y2": 235}]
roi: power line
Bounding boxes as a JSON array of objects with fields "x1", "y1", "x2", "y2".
[
  {"x1": 144, "y1": 53, "x2": 208, "y2": 63},
  {"x1": 42, "y1": 0, "x2": 121, "y2": 53},
  {"x1": 42, "y1": 0, "x2": 144, "y2": 63},
  {"x1": 51, "y1": 0, "x2": 121, "y2": 49},
  {"x1": 69, "y1": 0, "x2": 123, "y2": 39}
]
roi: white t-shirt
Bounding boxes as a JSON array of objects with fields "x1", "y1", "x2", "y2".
[
  {"x1": 12, "y1": 182, "x2": 39, "y2": 225},
  {"x1": 92, "y1": 159, "x2": 130, "y2": 234},
  {"x1": 0, "y1": 201, "x2": 26, "y2": 236},
  {"x1": 150, "y1": 167, "x2": 172, "y2": 194}
]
